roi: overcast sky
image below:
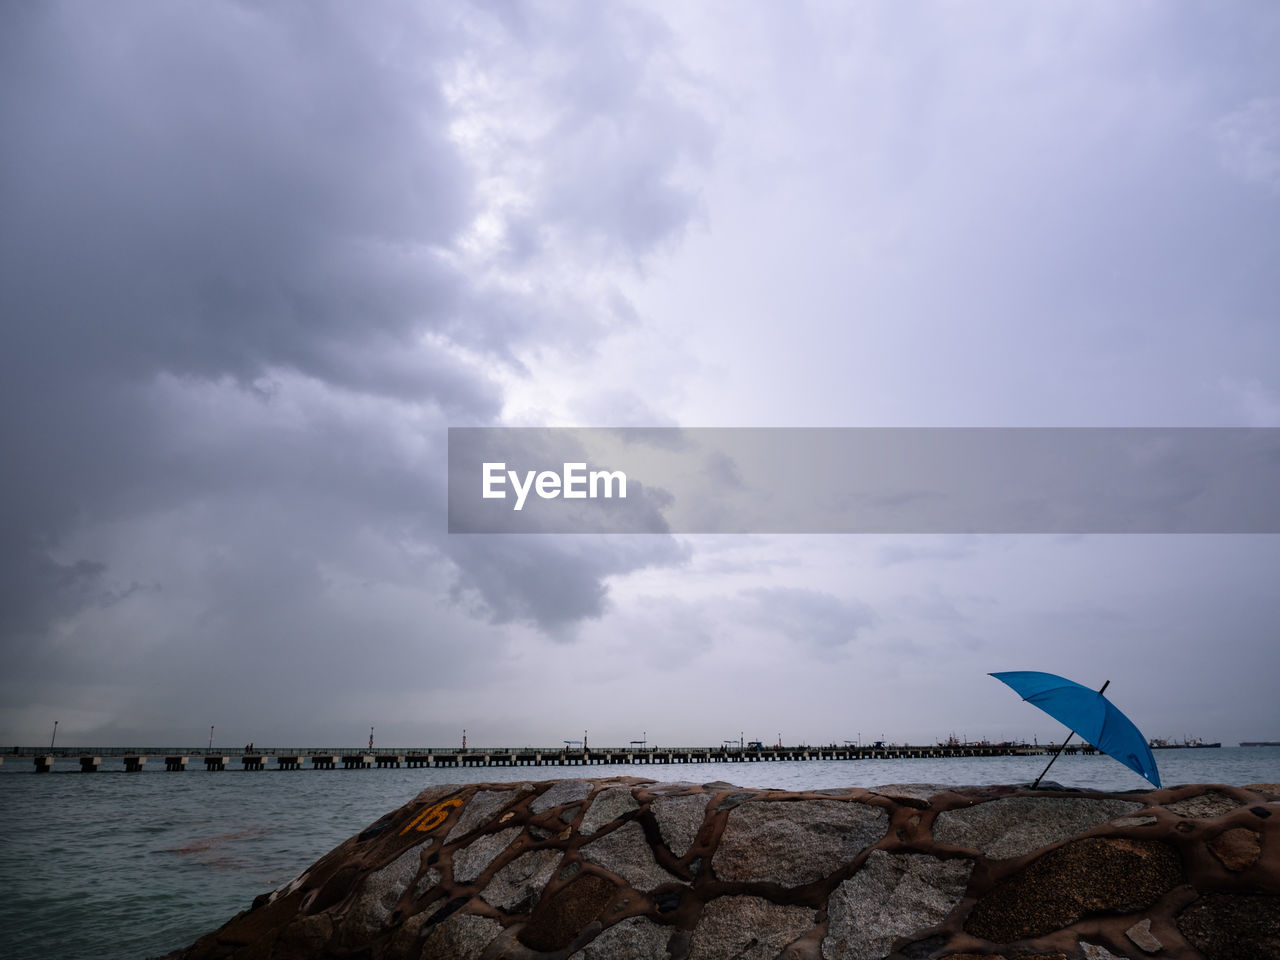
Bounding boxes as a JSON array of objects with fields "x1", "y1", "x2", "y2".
[{"x1": 3, "y1": 1, "x2": 1278, "y2": 754}]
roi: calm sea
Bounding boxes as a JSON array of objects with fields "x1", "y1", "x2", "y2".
[{"x1": 2, "y1": 747, "x2": 1277, "y2": 960}]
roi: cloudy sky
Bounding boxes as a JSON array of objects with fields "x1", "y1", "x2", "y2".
[{"x1": 3, "y1": 1, "x2": 1278, "y2": 753}]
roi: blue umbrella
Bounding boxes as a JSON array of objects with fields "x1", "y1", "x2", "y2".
[{"x1": 990, "y1": 671, "x2": 1161, "y2": 788}]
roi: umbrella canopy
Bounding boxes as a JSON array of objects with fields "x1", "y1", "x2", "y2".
[{"x1": 990, "y1": 671, "x2": 1161, "y2": 788}]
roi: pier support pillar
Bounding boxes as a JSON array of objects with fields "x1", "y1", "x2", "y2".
[
  {"x1": 165, "y1": 756, "x2": 189, "y2": 771},
  {"x1": 123, "y1": 756, "x2": 146, "y2": 772},
  {"x1": 204, "y1": 755, "x2": 229, "y2": 771},
  {"x1": 79, "y1": 756, "x2": 101, "y2": 772},
  {"x1": 34, "y1": 755, "x2": 54, "y2": 773}
]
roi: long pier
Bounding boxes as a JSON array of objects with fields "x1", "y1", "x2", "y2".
[{"x1": 11, "y1": 742, "x2": 1094, "y2": 772}]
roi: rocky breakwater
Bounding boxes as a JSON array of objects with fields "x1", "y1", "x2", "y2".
[{"x1": 164, "y1": 778, "x2": 1280, "y2": 960}]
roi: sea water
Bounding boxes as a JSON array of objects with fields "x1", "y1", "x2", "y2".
[{"x1": 2, "y1": 747, "x2": 1277, "y2": 960}]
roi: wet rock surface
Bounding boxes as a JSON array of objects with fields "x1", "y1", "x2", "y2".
[{"x1": 163, "y1": 779, "x2": 1280, "y2": 960}]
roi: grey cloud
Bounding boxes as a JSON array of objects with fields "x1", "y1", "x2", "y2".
[
  {"x1": 449, "y1": 535, "x2": 689, "y2": 635},
  {"x1": 742, "y1": 587, "x2": 877, "y2": 650},
  {"x1": 451, "y1": 1, "x2": 712, "y2": 267},
  {"x1": 0, "y1": 555, "x2": 105, "y2": 650},
  {"x1": 0, "y1": 0, "x2": 707, "y2": 731},
  {"x1": 3, "y1": 7, "x2": 470, "y2": 388}
]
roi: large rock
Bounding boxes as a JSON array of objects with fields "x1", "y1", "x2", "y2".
[
  {"x1": 481, "y1": 848, "x2": 562, "y2": 912},
  {"x1": 581, "y1": 820, "x2": 679, "y2": 891},
  {"x1": 823, "y1": 850, "x2": 973, "y2": 960},
  {"x1": 530, "y1": 779, "x2": 593, "y2": 814},
  {"x1": 687, "y1": 895, "x2": 814, "y2": 960},
  {"x1": 569, "y1": 915, "x2": 672, "y2": 959},
  {"x1": 965, "y1": 837, "x2": 1184, "y2": 941},
  {"x1": 1176, "y1": 892, "x2": 1280, "y2": 960},
  {"x1": 338, "y1": 845, "x2": 423, "y2": 944},
  {"x1": 416, "y1": 913, "x2": 502, "y2": 960},
  {"x1": 451, "y1": 825, "x2": 522, "y2": 883},
  {"x1": 714, "y1": 797, "x2": 887, "y2": 886},
  {"x1": 1164, "y1": 789, "x2": 1241, "y2": 819},
  {"x1": 580, "y1": 784, "x2": 641, "y2": 835},
  {"x1": 1208, "y1": 826, "x2": 1262, "y2": 871},
  {"x1": 652, "y1": 792, "x2": 710, "y2": 858},
  {"x1": 163, "y1": 778, "x2": 1280, "y2": 960},
  {"x1": 446, "y1": 787, "x2": 521, "y2": 841},
  {"x1": 933, "y1": 795, "x2": 1143, "y2": 859},
  {"x1": 519, "y1": 872, "x2": 617, "y2": 952}
]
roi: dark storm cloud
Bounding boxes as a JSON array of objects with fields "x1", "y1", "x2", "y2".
[
  {"x1": 0, "y1": 0, "x2": 707, "y2": 731},
  {"x1": 449, "y1": 535, "x2": 689, "y2": 634},
  {"x1": 2, "y1": 5, "x2": 469, "y2": 383}
]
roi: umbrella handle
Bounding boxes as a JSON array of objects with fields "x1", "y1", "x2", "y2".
[{"x1": 1032, "y1": 729, "x2": 1074, "y2": 789}]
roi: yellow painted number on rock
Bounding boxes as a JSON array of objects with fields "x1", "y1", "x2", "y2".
[{"x1": 400, "y1": 796, "x2": 463, "y2": 835}]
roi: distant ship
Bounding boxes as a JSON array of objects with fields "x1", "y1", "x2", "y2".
[
  {"x1": 1148, "y1": 737, "x2": 1221, "y2": 749},
  {"x1": 936, "y1": 733, "x2": 1029, "y2": 748},
  {"x1": 1240, "y1": 740, "x2": 1280, "y2": 747}
]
